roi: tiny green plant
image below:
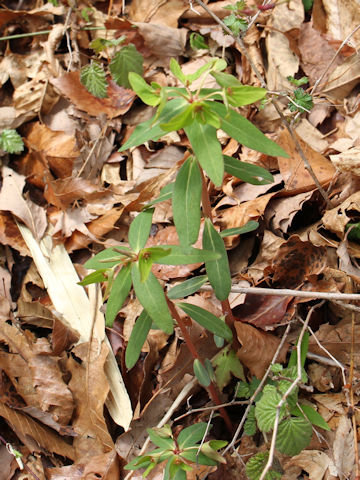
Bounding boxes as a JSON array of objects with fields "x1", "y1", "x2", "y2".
[
  {"x1": 80, "y1": 38, "x2": 143, "y2": 96},
  {"x1": 286, "y1": 76, "x2": 313, "y2": 114},
  {"x1": 223, "y1": 1, "x2": 249, "y2": 36},
  {"x1": 237, "y1": 333, "x2": 330, "y2": 480},
  {"x1": 125, "y1": 423, "x2": 227, "y2": 480},
  {"x1": 0, "y1": 129, "x2": 24, "y2": 154}
]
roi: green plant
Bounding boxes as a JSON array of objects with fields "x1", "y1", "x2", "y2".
[
  {"x1": 286, "y1": 76, "x2": 313, "y2": 114},
  {"x1": 80, "y1": 37, "x2": 143, "y2": 96},
  {"x1": 237, "y1": 333, "x2": 330, "y2": 480},
  {"x1": 81, "y1": 57, "x2": 295, "y2": 475},
  {"x1": 125, "y1": 423, "x2": 227, "y2": 480},
  {"x1": 0, "y1": 129, "x2": 24, "y2": 154},
  {"x1": 223, "y1": 1, "x2": 249, "y2": 36}
]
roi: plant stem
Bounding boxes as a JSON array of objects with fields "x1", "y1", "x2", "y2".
[{"x1": 166, "y1": 296, "x2": 233, "y2": 432}]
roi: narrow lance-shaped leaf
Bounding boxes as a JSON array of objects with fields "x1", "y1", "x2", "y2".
[
  {"x1": 209, "y1": 101, "x2": 289, "y2": 158},
  {"x1": 138, "y1": 247, "x2": 170, "y2": 282},
  {"x1": 142, "y1": 183, "x2": 174, "y2": 210},
  {"x1": 220, "y1": 221, "x2": 259, "y2": 238},
  {"x1": 128, "y1": 208, "x2": 154, "y2": 252},
  {"x1": 84, "y1": 246, "x2": 133, "y2": 269},
  {"x1": 223, "y1": 155, "x2": 273, "y2": 185},
  {"x1": 203, "y1": 218, "x2": 231, "y2": 301},
  {"x1": 106, "y1": 264, "x2": 132, "y2": 327},
  {"x1": 184, "y1": 121, "x2": 224, "y2": 187},
  {"x1": 178, "y1": 302, "x2": 233, "y2": 341},
  {"x1": 125, "y1": 309, "x2": 152, "y2": 369},
  {"x1": 177, "y1": 423, "x2": 208, "y2": 448},
  {"x1": 173, "y1": 156, "x2": 202, "y2": 246},
  {"x1": 193, "y1": 359, "x2": 211, "y2": 387},
  {"x1": 131, "y1": 263, "x2": 173, "y2": 334},
  {"x1": 152, "y1": 246, "x2": 220, "y2": 265},
  {"x1": 128, "y1": 72, "x2": 160, "y2": 106},
  {"x1": 119, "y1": 98, "x2": 188, "y2": 151},
  {"x1": 167, "y1": 275, "x2": 208, "y2": 300}
]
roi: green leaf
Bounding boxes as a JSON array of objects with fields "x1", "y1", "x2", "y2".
[
  {"x1": 189, "y1": 32, "x2": 209, "y2": 50},
  {"x1": 213, "y1": 346, "x2": 245, "y2": 391},
  {"x1": 173, "y1": 156, "x2": 202, "y2": 246},
  {"x1": 223, "y1": 13, "x2": 248, "y2": 35},
  {"x1": 178, "y1": 302, "x2": 233, "y2": 341},
  {"x1": 211, "y1": 72, "x2": 266, "y2": 106},
  {"x1": 200, "y1": 441, "x2": 227, "y2": 464},
  {"x1": 124, "y1": 454, "x2": 153, "y2": 470},
  {"x1": 0, "y1": 129, "x2": 24, "y2": 154},
  {"x1": 105, "y1": 264, "x2": 132, "y2": 327},
  {"x1": 125, "y1": 309, "x2": 152, "y2": 369},
  {"x1": 142, "y1": 183, "x2": 174, "y2": 209},
  {"x1": 178, "y1": 422, "x2": 208, "y2": 448},
  {"x1": 288, "y1": 331, "x2": 309, "y2": 369},
  {"x1": 84, "y1": 246, "x2": 133, "y2": 269},
  {"x1": 160, "y1": 104, "x2": 195, "y2": 131},
  {"x1": 138, "y1": 247, "x2": 170, "y2": 282},
  {"x1": 223, "y1": 155, "x2": 274, "y2": 185},
  {"x1": 119, "y1": 97, "x2": 188, "y2": 151},
  {"x1": 210, "y1": 102, "x2": 289, "y2": 157},
  {"x1": 244, "y1": 406, "x2": 257, "y2": 436},
  {"x1": 180, "y1": 448, "x2": 217, "y2": 466},
  {"x1": 109, "y1": 44, "x2": 143, "y2": 89},
  {"x1": 236, "y1": 380, "x2": 251, "y2": 399},
  {"x1": 78, "y1": 269, "x2": 108, "y2": 286},
  {"x1": 193, "y1": 358, "x2": 211, "y2": 387},
  {"x1": 147, "y1": 427, "x2": 175, "y2": 450},
  {"x1": 89, "y1": 36, "x2": 125, "y2": 54},
  {"x1": 128, "y1": 72, "x2": 160, "y2": 106},
  {"x1": 128, "y1": 208, "x2": 154, "y2": 252},
  {"x1": 184, "y1": 122, "x2": 223, "y2": 187},
  {"x1": 80, "y1": 61, "x2": 108, "y2": 98},
  {"x1": 287, "y1": 75, "x2": 309, "y2": 87},
  {"x1": 246, "y1": 452, "x2": 282, "y2": 480},
  {"x1": 302, "y1": 0, "x2": 314, "y2": 11},
  {"x1": 186, "y1": 58, "x2": 227, "y2": 85},
  {"x1": 255, "y1": 385, "x2": 286, "y2": 433},
  {"x1": 169, "y1": 58, "x2": 187, "y2": 85},
  {"x1": 203, "y1": 218, "x2": 231, "y2": 301},
  {"x1": 167, "y1": 275, "x2": 208, "y2": 300},
  {"x1": 131, "y1": 264, "x2": 173, "y2": 334},
  {"x1": 291, "y1": 404, "x2": 330, "y2": 431},
  {"x1": 288, "y1": 88, "x2": 313, "y2": 113},
  {"x1": 153, "y1": 246, "x2": 220, "y2": 265},
  {"x1": 220, "y1": 220, "x2": 259, "y2": 238},
  {"x1": 276, "y1": 417, "x2": 313, "y2": 456}
]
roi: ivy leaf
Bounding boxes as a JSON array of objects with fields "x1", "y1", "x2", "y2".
[
  {"x1": 213, "y1": 346, "x2": 245, "y2": 391},
  {"x1": 110, "y1": 44, "x2": 143, "y2": 89},
  {"x1": 0, "y1": 129, "x2": 24, "y2": 154},
  {"x1": 288, "y1": 88, "x2": 313, "y2": 113},
  {"x1": 80, "y1": 61, "x2": 108, "y2": 98},
  {"x1": 276, "y1": 417, "x2": 313, "y2": 456},
  {"x1": 255, "y1": 385, "x2": 286, "y2": 433},
  {"x1": 125, "y1": 309, "x2": 152, "y2": 369},
  {"x1": 173, "y1": 156, "x2": 202, "y2": 246}
]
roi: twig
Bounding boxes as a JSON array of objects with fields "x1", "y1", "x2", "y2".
[
  {"x1": 259, "y1": 302, "x2": 324, "y2": 480},
  {"x1": 311, "y1": 24, "x2": 360, "y2": 95},
  {"x1": 225, "y1": 322, "x2": 292, "y2": 454},
  {"x1": 174, "y1": 399, "x2": 249, "y2": 422},
  {"x1": 200, "y1": 284, "x2": 360, "y2": 301}
]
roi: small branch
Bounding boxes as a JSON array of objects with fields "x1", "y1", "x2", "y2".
[
  {"x1": 259, "y1": 302, "x2": 324, "y2": 480},
  {"x1": 174, "y1": 399, "x2": 249, "y2": 422},
  {"x1": 200, "y1": 284, "x2": 360, "y2": 301}
]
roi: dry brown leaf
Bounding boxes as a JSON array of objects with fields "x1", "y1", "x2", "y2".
[
  {"x1": 234, "y1": 322, "x2": 289, "y2": 378},
  {"x1": 333, "y1": 415, "x2": 355, "y2": 480},
  {"x1": 235, "y1": 294, "x2": 294, "y2": 329},
  {"x1": 52, "y1": 317, "x2": 80, "y2": 356},
  {"x1": 129, "y1": 0, "x2": 190, "y2": 27},
  {"x1": 67, "y1": 341, "x2": 114, "y2": 460},
  {"x1": 322, "y1": 191, "x2": 360, "y2": 238},
  {"x1": 330, "y1": 147, "x2": 360, "y2": 176},
  {"x1": 322, "y1": 53, "x2": 360, "y2": 103},
  {"x1": 321, "y1": 0, "x2": 360, "y2": 47},
  {"x1": 287, "y1": 450, "x2": 335, "y2": 480},
  {"x1": 134, "y1": 22, "x2": 187, "y2": 57},
  {"x1": 44, "y1": 177, "x2": 108, "y2": 209},
  {"x1": 51, "y1": 72, "x2": 135, "y2": 118},
  {"x1": 0, "y1": 166, "x2": 47, "y2": 240},
  {"x1": 0, "y1": 402, "x2": 75, "y2": 460},
  {"x1": 277, "y1": 129, "x2": 336, "y2": 193},
  {"x1": 267, "y1": 235, "x2": 327, "y2": 288}
]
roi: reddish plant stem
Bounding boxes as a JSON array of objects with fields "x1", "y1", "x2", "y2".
[
  {"x1": 199, "y1": 166, "x2": 213, "y2": 221},
  {"x1": 166, "y1": 297, "x2": 233, "y2": 433}
]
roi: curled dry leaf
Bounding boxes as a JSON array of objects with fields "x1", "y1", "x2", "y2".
[
  {"x1": 234, "y1": 321, "x2": 289, "y2": 379},
  {"x1": 235, "y1": 294, "x2": 294, "y2": 329},
  {"x1": 266, "y1": 235, "x2": 327, "y2": 288},
  {"x1": 51, "y1": 72, "x2": 135, "y2": 118}
]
